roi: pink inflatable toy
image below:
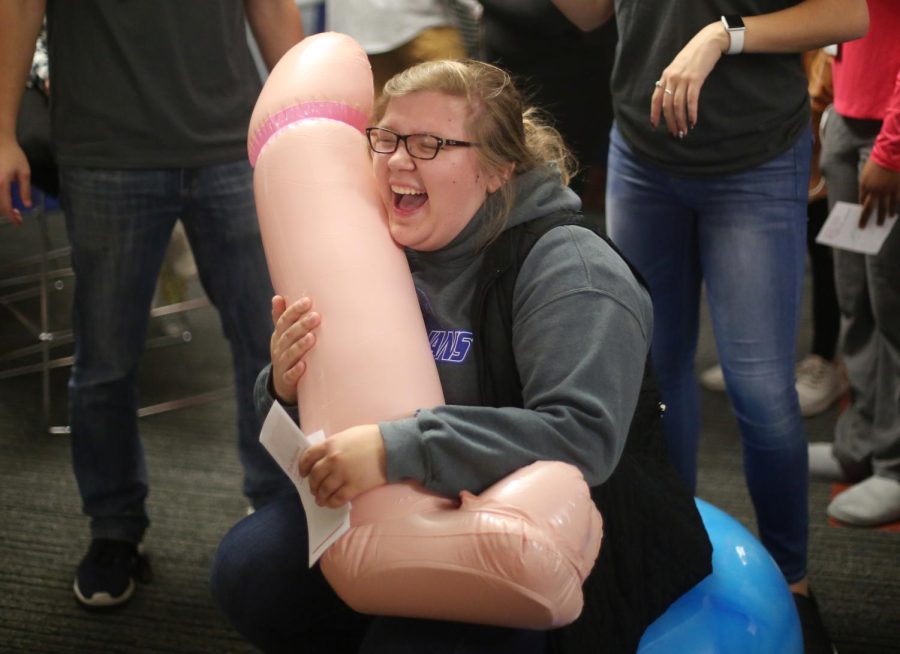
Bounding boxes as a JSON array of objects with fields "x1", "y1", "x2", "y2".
[{"x1": 249, "y1": 32, "x2": 602, "y2": 629}]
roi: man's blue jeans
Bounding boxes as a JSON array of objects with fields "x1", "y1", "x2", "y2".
[
  {"x1": 606, "y1": 125, "x2": 811, "y2": 583},
  {"x1": 60, "y1": 162, "x2": 291, "y2": 543}
]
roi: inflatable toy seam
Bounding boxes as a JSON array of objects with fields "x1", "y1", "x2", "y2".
[
  {"x1": 334, "y1": 515, "x2": 588, "y2": 568},
  {"x1": 338, "y1": 554, "x2": 578, "y2": 588},
  {"x1": 334, "y1": 561, "x2": 558, "y2": 625},
  {"x1": 248, "y1": 100, "x2": 369, "y2": 167}
]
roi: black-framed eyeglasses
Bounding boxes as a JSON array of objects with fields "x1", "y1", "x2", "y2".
[{"x1": 366, "y1": 127, "x2": 479, "y2": 161}]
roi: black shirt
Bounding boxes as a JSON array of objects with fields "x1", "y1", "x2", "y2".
[{"x1": 47, "y1": 0, "x2": 261, "y2": 168}]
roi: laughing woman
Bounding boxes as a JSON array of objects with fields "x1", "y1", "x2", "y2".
[{"x1": 210, "y1": 60, "x2": 710, "y2": 654}]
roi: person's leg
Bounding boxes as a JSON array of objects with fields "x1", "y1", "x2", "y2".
[
  {"x1": 828, "y1": 223, "x2": 900, "y2": 525},
  {"x1": 606, "y1": 125, "x2": 703, "y2": 490},
  {"x1": 361, "y1": 617, "x2": 549, "y2": 654},
  {"x1": 806, "y1": 198, "x2": 840, "y2": 361},
  {"x1": 820, "y1": 112, "x2": 883, "y2": 471},
  {"x1": 695, "y1": 134, "x2": 811, "y2": 585},
  {"x1": 61, "y1": 166, "x2": 179, "y2": 543},
  {"x1": 833, "y1": 244, "x2": 879, "y2": 467},
  {"x1": 210, "y1": 495, "x2": 371, "y2": 653},
  {"x1": 791, "y1": 197, "x2": 848, "y2": 418},
  {"x1": 821, "y1": 112, "x2": 900, "y2": 524},
  {"x1": 179, "y1": 161, "x2": 291, "y2": 508},
  {"x1": 865, "y1": 225, "x2": 900, "y2": 481}
]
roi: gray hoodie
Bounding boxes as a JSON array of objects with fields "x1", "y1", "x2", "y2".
[
  {"x1": 256, "y1": 165, "x2": 653, "y2": 496},
  {"x1": 380, "y1": 165, "x2": 653, "y2": 495}
]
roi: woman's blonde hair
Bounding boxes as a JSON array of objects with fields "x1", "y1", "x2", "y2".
[{"x1": 373, "y1": 60, "x2": 576, "y2": 244}]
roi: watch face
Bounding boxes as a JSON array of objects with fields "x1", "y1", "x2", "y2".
[{"x1": 724, "y1": 14, "x2": 745, "y2": 29}]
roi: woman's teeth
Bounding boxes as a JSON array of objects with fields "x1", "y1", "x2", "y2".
[
  {"x1": 392, "y1": 185, "x2": 424, "y2": 196},
  {"x1": 392, "y1": 185, "x2": 428, "y2": 210}
]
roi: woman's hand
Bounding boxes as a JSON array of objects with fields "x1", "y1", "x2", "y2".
[
  {"x1": 651, "y1": 21, "x2": 730, "y2": 138},
  {"x1": 269, "y1": 295, "x2": 320, "y2": 404},
  {"x1": 298, "y1": 424, "x2": 388, "y2": 507},
  {"x1": 859, "y1": 159, "x2": 900, "y2": 227}
]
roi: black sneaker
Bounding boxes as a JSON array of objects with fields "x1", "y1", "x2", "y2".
[
  {"x1": 793, "y1": 591, "x2": 838, "y2": 654},
  {"x1": 73, "y1": 538, "x2": 149, "y2": 608}
]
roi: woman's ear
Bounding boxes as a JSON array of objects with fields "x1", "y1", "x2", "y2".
[{"x1": 486, "y1": 162, "x2": 515, "y2": 194}]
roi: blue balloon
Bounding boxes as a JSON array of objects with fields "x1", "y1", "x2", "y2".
[{"x1": 637, "y1": 499, "x2": 802, "y2": 654}]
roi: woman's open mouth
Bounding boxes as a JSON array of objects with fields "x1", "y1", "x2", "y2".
[{"x1": 392, "y1": 185, "x2": 428, "y2": 213}]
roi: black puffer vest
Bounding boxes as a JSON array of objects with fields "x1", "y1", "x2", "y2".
[{"x1": 472, "y1": 210, "x2": 713, "y2": 653}]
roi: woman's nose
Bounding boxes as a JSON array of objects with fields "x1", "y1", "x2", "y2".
[{"x1": 387, "y1": 144, "x2": 415, "y2": 170}]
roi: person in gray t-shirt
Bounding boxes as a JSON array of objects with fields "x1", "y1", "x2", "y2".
[{"x1": 0, "y1": 0, "x2": 303, "y2": 610}]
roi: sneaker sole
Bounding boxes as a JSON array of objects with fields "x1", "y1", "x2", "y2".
[
  {"x1": 799, "y1": 384, "x2": 849, "y2": 418},
  {"x1": 73, "y1": 578, "x2": 135, "y2": 608}
]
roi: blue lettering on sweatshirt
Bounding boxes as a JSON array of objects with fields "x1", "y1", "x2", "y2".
[{"x1": 429, "y1": 330, "x2": 473, "y2": 363}]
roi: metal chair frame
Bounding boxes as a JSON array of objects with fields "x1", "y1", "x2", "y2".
[{"x1": 1, "y1": 189, "x2": 233, "y2": 434}]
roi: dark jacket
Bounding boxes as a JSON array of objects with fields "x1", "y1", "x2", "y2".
[{"x1": 473, "y1": 210, "x2": 713, "y2": 653}]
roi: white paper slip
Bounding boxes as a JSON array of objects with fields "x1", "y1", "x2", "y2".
[
  {"x1": 815, "y1": 201, "x2": 898, "y2": 255},
  {"x1": 259, "y1": 403, "x2": 351, "y2": 567}
]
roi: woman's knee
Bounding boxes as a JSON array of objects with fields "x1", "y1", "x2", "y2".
[
  {"x1": 210, "y1": 496, "x2": 308, "y2": 617},
  {"x1": 209, "y1": 519, "x2": 256, "y2": 617},
  {"x1": 725, "y1": 368, "x2": 801, "y2": 435}
]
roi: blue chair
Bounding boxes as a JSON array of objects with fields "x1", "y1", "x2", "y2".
[{"x1": 638, "y1": 499, "x2": 803, "y2": 654}]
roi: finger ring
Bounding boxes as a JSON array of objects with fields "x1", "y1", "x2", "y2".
[
  {"x1": 678, "y1": 130, "x2": 685, "y2": 139},
  {"x1": 664, "y1": 88, "x2": 674, "y2": 96},
  {"x1": 654, "y1": 80, "x2": 663, "y2": 88}
]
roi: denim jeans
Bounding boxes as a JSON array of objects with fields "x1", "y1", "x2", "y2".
[
  {"x1": 60, "y1": 162, "x2": 291, "y2": 543},
  {"x1": 606, "y1": 125, "x2": 811, "y2": 583},
  {"x1": 210, "y1": 494, "x2": 549, "y2": 653}
]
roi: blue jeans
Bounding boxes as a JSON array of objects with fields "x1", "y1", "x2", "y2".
[
  {"x1": 606, "y1": 125, "x2": 810, "y2": 583},
  {"x1": 60, "y1": 162, "x2": 291, "y2": 543},
  {"x1": 210, "y1": 494, "x2": 550, "y2": 653}
]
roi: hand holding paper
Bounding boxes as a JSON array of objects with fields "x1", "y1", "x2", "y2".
[
  {"x1": 259, "y1": 402, "x2": 350, "y2": 567},
  {"x1": 859, "y1": 158, "x2": 900, "y2": 227},
  {"x1": 299, "y1": 424, "x2": 388, "y2": 509},
  {"x1": 815, "y1": 201, "x2": 898, "y2": 255}
]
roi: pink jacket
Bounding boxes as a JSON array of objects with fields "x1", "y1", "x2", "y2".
[{"x1": 832, "y1": 0, "x2": 900, "y2": 171}]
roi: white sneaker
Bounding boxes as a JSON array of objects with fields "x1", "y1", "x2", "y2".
[
  {"x1": 795, "y1": 355, "x2": 848, "y2": 417},
  {"x1": 699, "y1": 365, "x2": 726, "y2": 392},
  {"x1": 827, "y1": 475, "x2": 900, "y2": 527},
  {"x1": 809, "y1": 443, "x2": 849, "y2": 482}
]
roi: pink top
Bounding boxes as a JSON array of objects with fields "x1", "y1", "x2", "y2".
[{"x1": 832, "y1": 0, "x2": 900, "y2": 171}]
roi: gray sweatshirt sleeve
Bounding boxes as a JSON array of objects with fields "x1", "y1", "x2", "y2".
[
  {"x1": 380, "y1": 226, "x2": 653, "y2": 496},
  {"x1": 253, "y1": 363, "x2": 299, "y2": 424}
]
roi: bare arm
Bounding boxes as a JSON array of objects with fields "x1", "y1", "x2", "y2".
[
  {"x1": 0, "y1": 0, "x2": 45, "y2": 224},
  {"x1": 244, "y1": 0, "x2": 304, "y2": 72},
  {"x1": 652, "y1": 0, "x2": 868, "y2": 137},
  {"x1": 739, "y1": 0, "x2": 868, "y2": 53},
  {"x1": 549, "y1": 0, "x2": 614, "y2": 32}
]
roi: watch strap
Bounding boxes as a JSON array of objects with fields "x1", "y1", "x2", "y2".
[{"x1": 721, "y1": 15, "x2": 745, "y2": 55}]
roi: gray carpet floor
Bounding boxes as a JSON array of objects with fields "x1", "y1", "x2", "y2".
[{"x1": 1, "y1": 210, "x2": 897, "y2": 653}]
